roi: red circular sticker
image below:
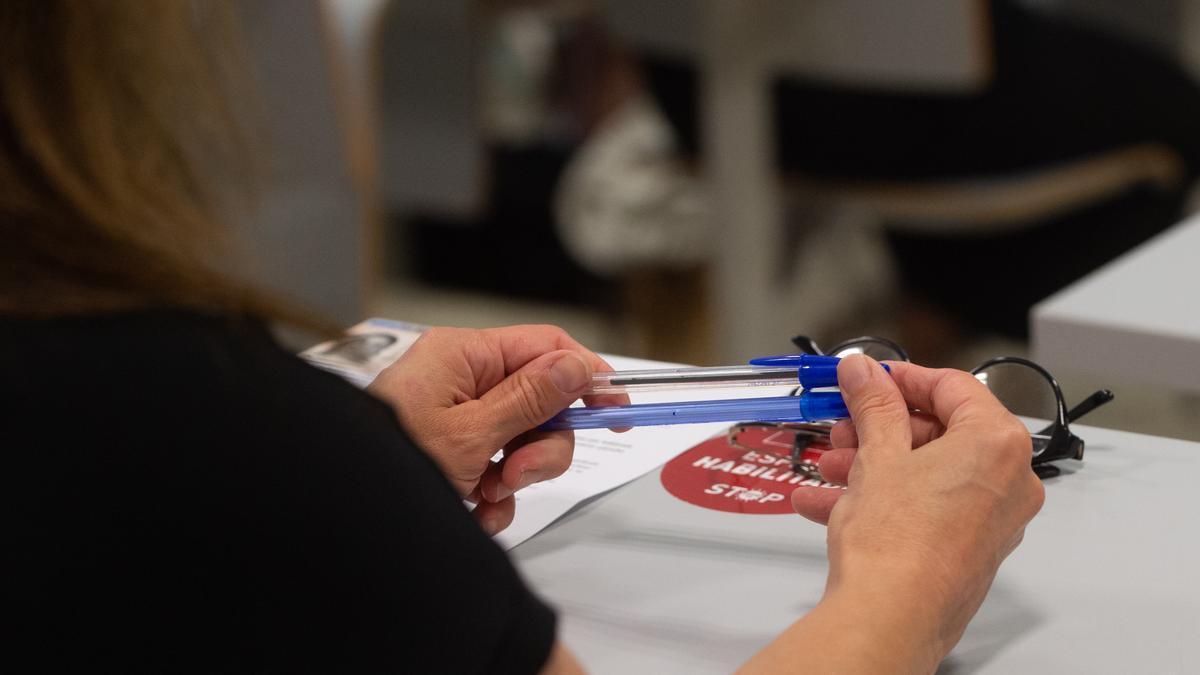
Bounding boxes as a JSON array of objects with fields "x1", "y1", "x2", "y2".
[{"x1": 660, "y1": 427, "x2": 842, "y2": 514}]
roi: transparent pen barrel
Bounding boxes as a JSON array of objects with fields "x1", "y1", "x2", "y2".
[{"x1": 588, "y1": 365, "x2": 799, "y2": 395}]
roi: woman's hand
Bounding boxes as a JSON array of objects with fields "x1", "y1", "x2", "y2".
[
  {"x1": 744, "y1": 356, "x2": 1044, "y2": 673},
  {"x1": 367, "y1": 325, "x2": 627, "y2": 535}
]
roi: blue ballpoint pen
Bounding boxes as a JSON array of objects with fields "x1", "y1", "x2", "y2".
[{"x1": 542, "y1": 354, "x2": 888, "y2": 430}]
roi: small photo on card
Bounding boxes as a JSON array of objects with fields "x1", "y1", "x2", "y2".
[{"x1": 300, "y1": 318, "x2": 427, "y2": 386}]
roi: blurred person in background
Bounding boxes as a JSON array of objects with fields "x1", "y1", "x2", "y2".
[
  {"x1": 452, "y1": 0, "x2": 1200, "y2": 362},
  {"x1": 2, "y1": 2, "x2": 1042, "y2": 673}
]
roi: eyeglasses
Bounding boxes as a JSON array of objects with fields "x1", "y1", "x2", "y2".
[{"x1": 728, "y1": 335, "x2": 1114, "y2": 480}]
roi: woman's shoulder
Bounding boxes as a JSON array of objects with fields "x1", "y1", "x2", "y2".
[
  {"x1": 1, "y1": 308, "x2": 382, "y2": 415},
  {"x1": 0, "y1": 308, "x2": 424, "y2": 478}
]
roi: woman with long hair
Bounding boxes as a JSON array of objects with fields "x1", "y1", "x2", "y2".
[{"x1": 2, "y1": 3, "x2": 1043, "y2": 673}]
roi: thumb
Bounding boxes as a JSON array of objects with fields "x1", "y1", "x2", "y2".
[
  {"x1": 475, "y1": 350, "x2": 592, "y2": 446},
  {"x1": 837, "y1": 354, "x2": 911, "y2": 459}
]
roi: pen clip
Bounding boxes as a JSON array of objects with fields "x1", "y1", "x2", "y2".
[
  {"x1": 748, "y1": 353, "x2": 840, "y2": 388},
  {"x1": 748, "y1": 353, "x2": 890, "y2": 389}
]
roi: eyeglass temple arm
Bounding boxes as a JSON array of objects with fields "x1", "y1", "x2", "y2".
[
  {"x1": 1066, "y1": 389, "x2": 1114, "y2": 423},
  {"x1": 790, "y1": 335, "x2": 822, "y2": 355}
]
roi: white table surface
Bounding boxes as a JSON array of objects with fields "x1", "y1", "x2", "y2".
[
  {"x1": 512, "y1": 424, "x2": 1200, "y2": 674},
  {"x1": 1032, "y1": 214, "x2": 1200, "y2": 393}
]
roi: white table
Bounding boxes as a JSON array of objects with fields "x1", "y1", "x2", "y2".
[
  {"x1": 512, "y1": 424, "x2": 1200, "y2": 673},
  {"x1": 1032, "y1": 214, "x2": 1200, "y2": 393}
]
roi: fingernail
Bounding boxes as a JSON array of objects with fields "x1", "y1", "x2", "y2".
[
  {"x1": 516, "y1": 469, "x2": 539, "y2": 491},
  {"x1": 490, "y1": 483, "x2": 513, "y2": 502},
  {"x1": 481, "y1": 518, "x2": 501, "y2": 536},
  {"x1": 838, "y1": 354, "x2": 874, "y2": 393},
  {"x1": 549, "y1": 353, "x2": 589, "y2": 393}
]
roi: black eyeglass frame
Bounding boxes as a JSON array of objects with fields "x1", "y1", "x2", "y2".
[
  {"x1": 787, "y1": 336, "x2": 1114, "y2": 478},
  {"x1": 726, "y1": 421, "x2": 834, "y2": 482},
  {"x1": 791, "y1": 334, "x2": 911, "y2": 364}
]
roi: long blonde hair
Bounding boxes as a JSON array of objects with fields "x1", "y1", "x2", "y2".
[{"x1": 0, "y1": 1, "x2": 322, "y2": 329}]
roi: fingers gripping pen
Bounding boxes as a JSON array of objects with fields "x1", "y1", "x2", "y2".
[{"x1": 542, "y1": 355, "x2": 890, "y2": 431}]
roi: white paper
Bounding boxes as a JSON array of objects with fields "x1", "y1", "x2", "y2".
[
  {"x1": 492, "y1": 356, "x2": 794, "y2": 548},
  {"x1": 301, "y1": 319, "x2": 794, "y2": 549}
]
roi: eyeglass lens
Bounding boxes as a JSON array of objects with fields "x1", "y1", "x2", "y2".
[
  {"x1": 973, "y1": 362, "x2": 1059, "y2": 423},
  {"x1": 829, "y1": 339, "x2": 907, "y2": 362}
]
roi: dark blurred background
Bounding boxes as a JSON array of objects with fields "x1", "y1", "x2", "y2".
[{"x1": 240, "y1": 0, "x2": 1200, "y2": 439}]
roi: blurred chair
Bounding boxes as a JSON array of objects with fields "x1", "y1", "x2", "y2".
[
  {"x1": 631, "y1": 0, "x2": 1200, "y2": 359},
  {"x1": 774, "y1": 0, "x2": 1200, "y2": 347}
]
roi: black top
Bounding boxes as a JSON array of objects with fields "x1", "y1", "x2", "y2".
[{"x1": 2, "y1": 311, "x2": 556, "y2": 674}]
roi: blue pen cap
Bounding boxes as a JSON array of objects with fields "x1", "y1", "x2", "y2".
[
  {"x1": 799, "y1": 391, "x2": 850, "y2": 420},
  {"x1": 748, "y1": 353, "x2": 890, "y2": 388}
]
